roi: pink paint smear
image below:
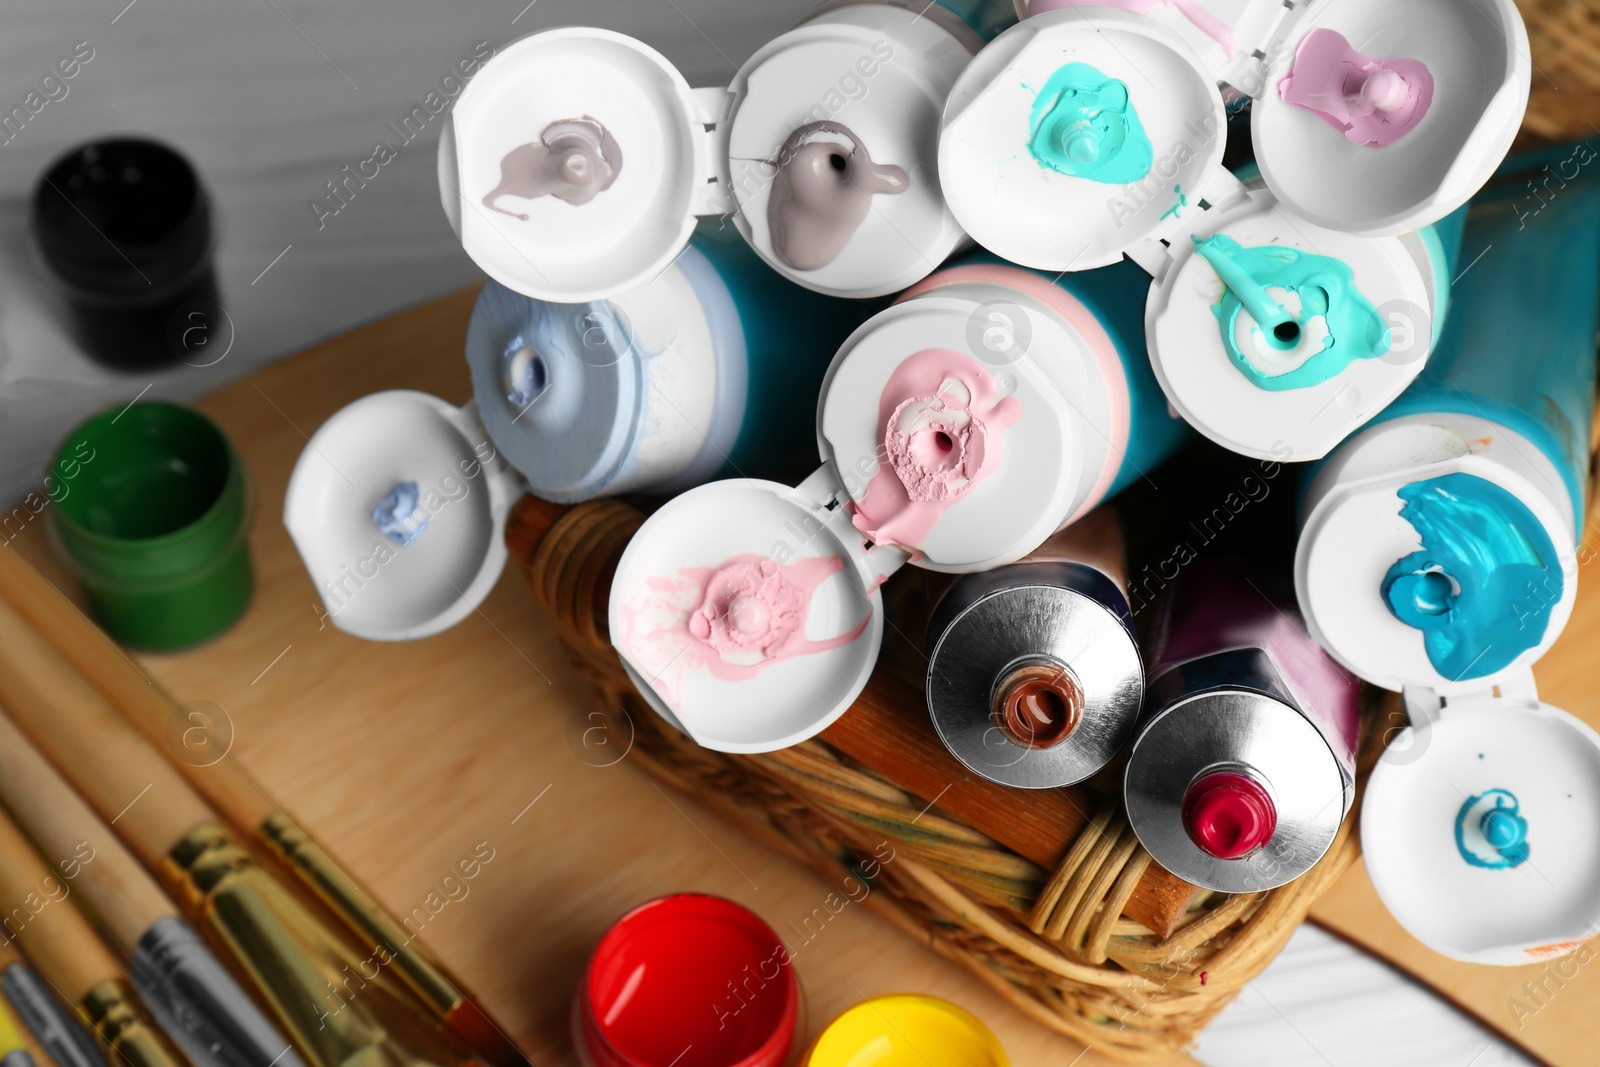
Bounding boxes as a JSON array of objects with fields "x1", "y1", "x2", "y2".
[
  {"x1": 1278, "y1": 29, "x2": 1433, "y2": 147},
  {"x1": 850, "y1": 348, "x2": 1023, "y2": 551},
  {"x1": 619, "y1": 554, "x2": 868, "y2": 704}
]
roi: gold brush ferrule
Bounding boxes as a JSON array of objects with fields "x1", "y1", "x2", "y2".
[
  {"x1": 257, "y1": 813, "x2": 461, "y2": 1017},
  {"x1": 80, "y1": 980, "x2": 186, "y2": 1067},
  {"x1": 162, "y1": 822, "x2": 450, "y2": 1067}
]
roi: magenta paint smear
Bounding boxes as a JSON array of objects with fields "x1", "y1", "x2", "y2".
[
  {"x1": 619, "y1": 554, "x2": 867, "y2": 701},
  {"x1": 767, "y1": 121, "x2": 909, "y2": 271},
  {"x1": 1156, "y1": 563, "x2": 1361, "y2": 761},
  {"x1": 482, "y1": 116, "x2": 623, "y2": 218},
  {"x1": 851, "y1": 348, "x2": 1023, "y2": 550},
  {"x1": 1278, "y1": 29, "x2": 1433, "y2": 147},
  {"x1": 1029, "y1": 0, "x2": 1237, "y2": 58}
]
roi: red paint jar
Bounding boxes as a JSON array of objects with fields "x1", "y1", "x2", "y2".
[{"x1": 573, "y1": 895, "x2": 800, "y2": 1067}]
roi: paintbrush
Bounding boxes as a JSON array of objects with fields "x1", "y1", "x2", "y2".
[
  {"x1": 0, "y1": 710, "x2": 306, "y2": 1067},
  {"x1": 0, "y1": 805, "x2": 188, "y2": 1067},
  {"x1": 0, "y1": 549, "x2": 525, "y2": 1067},
  {"x1": 0, "y1": 980, "x2": 37, "y2": 1067},
  {"x1": 0, "y1": 599, "x2": 466, "y2": 1067},
  {"x1": 0, "y1": 946, "x2": 103, "y2": 1067}
]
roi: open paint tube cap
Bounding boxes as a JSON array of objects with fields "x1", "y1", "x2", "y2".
[
  {"x1": 817, "y1": 284, "x2": 1116, "y2": 572},
  {"x1": 284, "y1": 391, "x2": 520, "y2": 641},
  {"x1": 440, "y1": 28, "x2": 726, "y2": 302},
  {"x1": 1144, "y1": 194, "x2": 1437, "y2": 462},
  {"x1": 725, "y1": 3, "x2": 974, "y2": 298},
  {"x1": 464, "y1": 251, "x2": 734, "y2": 502},
  {"x1": 1362, "y1": 687, "x2": 1600, "y2": 964},
  {"x1": 1249, "y1": 0, "x2": 1530, "y2": 236},
  {"x1": 938, "y1": 8, "x2": 1228, "y2": 272},
  {"x1": 1296, "y1": 413, "x2": 1578, "y2": 696},
  {"x1": 608, "y1": 475, "x2": 894, "y2": 753}
]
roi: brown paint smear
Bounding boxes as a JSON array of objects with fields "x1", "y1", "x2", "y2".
[
  {"x1": 767, "y1": 121, "x2": 908, "y2": 271},
  {"x1": 483, "y1": 116, "x2": 622, "y2": 219}
]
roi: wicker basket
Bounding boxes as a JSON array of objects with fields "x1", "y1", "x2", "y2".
[
  {"x1": 501, "y1": 19, "x2": 1600, "y2": 1056},
  {"x1": 505, "y1": 497, "x2": 1392, "y2": 1062}
]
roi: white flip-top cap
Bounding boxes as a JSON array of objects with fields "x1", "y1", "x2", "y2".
[
  {"x1": 1301, "y1": 411, "x2": 1598, "y2": 963},
  {"x1": 1145, "y1": 193, "x2": 1436, "y2": 461},
  {"x1": 1251, "y1": 0, "x2": 1530, "y2": 235},
  {"x1": 1362, "y1": 688, "x2": 1600, "y2": 964},
  {"x1": 939, "y1": 8, "x2": 1228, "y2": 271},
  {"x1": 727, "y1": 4, "x2": 974, "y2": 298},
  {"x1": 1296, "y1": 413, "x2": 1577, "y2": 696},
  {"x1": 284, "y1": 391, "x2": 519, "y2": 641},
  {"x1": 442, "y1": 28, "x2": 727, "y2": 302},
  {"x1": 818, "y1": 287, "x2": 1116, "y2": 572},
  {"x1": 1019, "y1": 0, "x2": 1263, "y2": 85},
  {"x1": 610, "y1": 475, "x2": 897, "y2": 753}
]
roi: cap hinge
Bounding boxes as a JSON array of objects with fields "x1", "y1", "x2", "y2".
[
  {"x1": 795, "y1": 464, "x2": 910, "y2": 591},
  {"x1": 1404, "y1": 667, "x2": 1541, "y2": 728},
  {"x1": 1222, "y1": 0, "x2": 1321, "y2": 98},
  {"x1": 1126, "y1": 166, "x2": 1256, "y2": 281},
  {"x1": 688, "y1": 86, "x2": 736, "y2": 217}
]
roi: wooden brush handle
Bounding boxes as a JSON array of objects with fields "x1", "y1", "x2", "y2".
[
  {"x1": 0, "y1": 597, "x2": 212, "y2": 869},
  {"x1": 0, "y1": 711, "x2": 177, "y2": 950},
  {"x1": 0, "y1": 805, "x2": 129, "y2": 1005},
  {"x1": 505, "y1": 495, "x2": 1201, "y2": 936},
  {"x1": 0, "y1": 549, "x2": 274, "y2": 831}
]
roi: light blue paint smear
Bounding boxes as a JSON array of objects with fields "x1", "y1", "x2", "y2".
[
  {"x1": 372, "y1": 481, "x2": 427, "y2": 546},
  {"x1": 1028, "y1": 63, "x2": 1153, "y2": 185},
  {"x1": 1455, "y1": 788, "x2": 1530, "y2": 869},
  {"x1": 1195, "y1": 234, "x2": 1391, "y2": 392},
  {"x1": 1382, "y1": 472, "x2": 1561, "y2": 681}
]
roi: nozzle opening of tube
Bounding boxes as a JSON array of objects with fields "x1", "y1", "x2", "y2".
[{"x1": 992, "y1": 662, "x2": 1083, "y2": 749}]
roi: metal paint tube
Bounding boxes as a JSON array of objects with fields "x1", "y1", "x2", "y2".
[
  {"x1": 1, "y1": 965, "x2": 103, "y2": 1067},
  {"x1": 924, "y1": 506, "x2": 1142, "y2": 788},
  {"x1": 1125, "y1": 561, "x2": 1361, "y2": 893}
]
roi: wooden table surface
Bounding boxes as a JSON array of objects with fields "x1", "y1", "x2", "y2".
[{"x1": 8, "y1": 287, "x2": 1595, "y2": 1067}]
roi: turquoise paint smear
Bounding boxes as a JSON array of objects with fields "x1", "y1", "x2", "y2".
[
  {"x1": 1382, "y1": 473, "x2": 1561, "y2": 681},
  {"x1": 1195, "y1": 234, "x2": 1391, "y2": 392},
  {"x1": 1027, "y1": 63, "x2": 1153, "y2": 185},
  {"x1": 1455, "y1": 788, "x2": 1530, "y2": 870},
  {"x1": 1159, "y1": 185, "x2": 1188, "y2": 221}
]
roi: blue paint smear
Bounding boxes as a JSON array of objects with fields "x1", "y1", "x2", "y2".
[
  {"x1": 1383, "y1": 473, "x2": 1561, "y2": 680},
  {"x1": 1027, "y1": 63, "x2": 1153, "y2": 185},
  {"x1": 1194, "y1": 235, "x2": 1391, "y2": 392},
  {"x1": 1455, "y1": 788, "x2": 1530, "y2": 869},
  {"x1": 372, "y1": 481, "x2": 427, "y2": 546}
]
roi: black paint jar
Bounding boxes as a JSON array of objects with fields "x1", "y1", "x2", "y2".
[{"x1": 31, "y1": 137, "x2": 223, "y2": 370}]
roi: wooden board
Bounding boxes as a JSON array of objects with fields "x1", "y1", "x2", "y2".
[
  {"x1": 10, "y1": 286, "x2": 1595, "y2": 1067},
  {"x1": 4, "y1": 290, "x2": 1202, "y2": 1067},
  {"x1": 1309, "y1": 550, "x2": 1600, "y2": 1067}
]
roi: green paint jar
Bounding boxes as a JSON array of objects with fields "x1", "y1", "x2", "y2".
[{"x1": 49, "y1": 402, "x2": 252, "y2": 650}]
